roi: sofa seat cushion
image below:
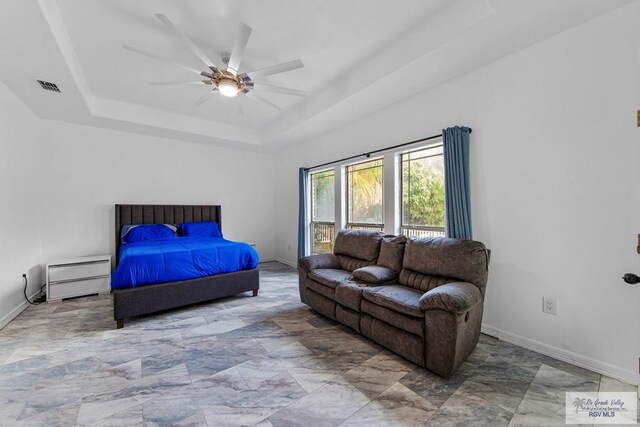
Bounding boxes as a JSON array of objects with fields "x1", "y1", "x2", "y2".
[
  {"x1": 308, "y1": 269, "x2": 352, "y2": 289},
  {"x1": 362, "y1": 285, "x2": 424, "y2": 318},
  {"x1": 352, "y1": 266, "x2": 398, "y2": 284},
  {"x1": 361, "y1": 300, "x2": 424, "y2": 336}
]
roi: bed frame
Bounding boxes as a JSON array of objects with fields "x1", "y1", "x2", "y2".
[{"x1": 113, "y1": 204, "x2": 259, "y2": 328}]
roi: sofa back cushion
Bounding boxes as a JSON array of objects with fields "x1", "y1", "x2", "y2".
[
  {"x1": 400, "y1": 237, "x2": 489, "y2": 295},
  {"x1": 377, "y1": 235, "x2": 407, "y2": 272},
  {"x1": 337, "y1": 255, "x2": 376, "y2": 272},
  {"x1": 333, "y1": 229, "x2": 384, "y2": 262}
]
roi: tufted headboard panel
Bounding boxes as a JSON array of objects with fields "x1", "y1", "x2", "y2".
[{"x1": 114, "y1": 204, "x2": 222, "y2": 265}]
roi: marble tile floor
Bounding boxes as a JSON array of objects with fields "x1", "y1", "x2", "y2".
[{"x1": 0, "y1": 262, "x2": 637, "y2": 426}]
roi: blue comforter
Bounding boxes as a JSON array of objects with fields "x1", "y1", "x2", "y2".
[{"x1": 111, "y1": 237, "x2": 259, "y2": 289}]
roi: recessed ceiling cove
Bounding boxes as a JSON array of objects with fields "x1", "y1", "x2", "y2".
[{"x1": 0, "y1": 0, "x2": 632, "y2": 150}]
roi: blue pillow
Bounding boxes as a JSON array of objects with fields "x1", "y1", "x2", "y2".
[
  {"x1": 179, "y1": 221, "x2": 222, "y2": 238},
  {"x1": 121, "y1": 224, "x2": 177, "y2": 244}
]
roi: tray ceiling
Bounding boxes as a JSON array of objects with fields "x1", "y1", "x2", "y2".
[{"x1": 0, "y1": 0, "x2": 632, "y2": 151}]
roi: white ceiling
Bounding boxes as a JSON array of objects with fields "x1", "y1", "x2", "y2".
[{"x1": 0, "y1": 0, "x2": 632, "y2": 151}]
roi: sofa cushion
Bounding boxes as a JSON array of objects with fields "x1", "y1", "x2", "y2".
[
  {"x1": 308, "y1": 269, "x2": 352, "y2": 289},
  {"x1": 352, "y1": 266, "x2": 398, "y2": 284},
  {"x1": 362, "y1": 285, "x2": 424, "y2": 318},
  {"x1": 377, "y1": 235, "x2": 407, "y2": 272},
  {"x1": 399, "y1": 270, "x2": 450, "y2": 293},
  {"x1": 334, "y1": 229, "x2": 384, "y2": 262},
  {"x1": 337, "y1": 255, "x2": 375, "y2": 272},
  {"x1": 306, "y1": 278, "x2": 337, "y2": 300},
  {"x1": 361, "y1": 300, "x2": 424, "y2": 336},
  {"x1": 402, "y1": 237, "x2": 488, "y2": 289}
]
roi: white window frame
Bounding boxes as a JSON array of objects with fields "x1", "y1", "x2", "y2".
[
  {"x1": 309, "y1": 168, "x2": 336, "y2": 254},
  {"x1": 305, "y1": 138, "x2": 444, "y2": 253}
]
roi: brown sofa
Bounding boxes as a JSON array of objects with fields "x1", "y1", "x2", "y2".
[{"x1": 298, "y1": 229, "x2": 490, "y2": 377}]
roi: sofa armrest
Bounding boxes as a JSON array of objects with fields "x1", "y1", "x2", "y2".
[
  {"x1": 352, "y1": 266, "x2": 398, "y2": 284},
  {"x1": 298, "y1": 254, "x2": 341, "y2": 273},
  {"x1": 418, "y1": 282, "x2": 482, "y2": 314}
]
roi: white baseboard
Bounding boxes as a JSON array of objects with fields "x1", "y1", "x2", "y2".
[
  {"x1": 0, "y1": 289, "x2": 43, "y2": 330},
  {"x1": 482, "y1": 324, "x2": 640, "y2": 387},
  {"x1": 275, "y1": 258, "x2": 297, "y2": 268}
]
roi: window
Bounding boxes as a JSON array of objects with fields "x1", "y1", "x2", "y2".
[
  {"x1": 310, "y1": 169, "x2": 335, "y2": 253},
  {"x1": 304, "y1": 141, "x2": 449, "y2": 257},
  {"x1": 401, "y1": 145, "x2": 446, "y2": 237},
  {"x1": 346, "y1": 158, "x2": 384, "y2": 231}
]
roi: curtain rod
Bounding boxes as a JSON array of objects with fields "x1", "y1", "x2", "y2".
[{"x1": 303, "y1": 128, "x2": 472, "y2": 171}]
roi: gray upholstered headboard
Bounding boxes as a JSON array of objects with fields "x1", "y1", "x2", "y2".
[{"x1": 114, "y1": 204, "x2": 222, "y2": 265}]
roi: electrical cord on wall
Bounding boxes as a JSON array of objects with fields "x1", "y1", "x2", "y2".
[{"x1": 22, "y1": 274, "x2": 46, "y2": 305}]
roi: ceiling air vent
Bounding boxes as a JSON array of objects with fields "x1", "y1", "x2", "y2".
[{"x1": 36, "y1": 80, "x2": 61, "y2": 93}]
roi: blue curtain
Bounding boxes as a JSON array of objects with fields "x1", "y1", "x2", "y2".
[
  {"x1": 443, "y1": 126, "x2": 472, "y2": 240},
  {"x1": 297, "y1": 167, "x2": 309, "y2": 259}
]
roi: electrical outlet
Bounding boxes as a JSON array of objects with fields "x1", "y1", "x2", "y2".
[{"x1": 542, "y1": 297, "x2": 557, "y2": 315}]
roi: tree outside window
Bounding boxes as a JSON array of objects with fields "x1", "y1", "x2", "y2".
[
  {"x1": 346, "y1": 159, "x2": 384, "y2": 231},
  {"x1": 401, "y1": 146, "x2": 446, "y2": 237}
]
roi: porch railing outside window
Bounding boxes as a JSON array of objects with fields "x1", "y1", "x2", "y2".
[
  {"x1": 401, "y1": 225, "x2": 445, "y2": 238},
  {"x1": 346, "y1": 223, "x2": 384, "y2": 232},
  {"x1": 310, "y1": 169, "x2": 335, "y2": 254},
  {"x1": 311, "y1": 221, "x2": 335, "y2": 254}
]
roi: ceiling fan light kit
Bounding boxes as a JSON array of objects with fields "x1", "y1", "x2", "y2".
[
  {"x1": 217, "y1": 75, "x2": 241, "y2": 97},
  {"x1": 125, "y1": 14, "x2": 306, "y2": 110}
]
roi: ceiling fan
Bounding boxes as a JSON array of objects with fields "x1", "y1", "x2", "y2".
[{"x1": 123, "y1": 13, "x2": 306, "y2": 112}]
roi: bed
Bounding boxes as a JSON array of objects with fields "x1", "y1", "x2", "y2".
[{"x1": 112, "y1": 204, "x2": 259, "y2": 328}]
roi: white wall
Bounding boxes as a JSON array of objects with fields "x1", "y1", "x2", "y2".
[
  {"x1": 0, "y1": 82, "x2": 276, "y2": 326},
  {"x1": 274, "y1": 4, "x2": 640, "y2": 381}
]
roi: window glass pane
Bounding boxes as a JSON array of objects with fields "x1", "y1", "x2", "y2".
[
  {"x1": 310, "y1": 170, "x2": 335, "y2": 254},
  {"x1": 401, "y1": 146, "x2": 445, "y2": 228},
  {"x1": 311, "y1": 170, "x2": 335, "y2": 222},
  {"x1": 347, "y1": 159, "x2": 383, "y2": 225}
]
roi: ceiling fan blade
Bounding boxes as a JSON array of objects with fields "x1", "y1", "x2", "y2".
[
  {"x1": 192, "y1": 90, "x2": 215, "y2": 107},
  {"x1": 227, "y1": 23, "x2": 252, "y2": 76},
  {"x1": 245, "y1": 59, "x2": 304, "y2": 80},
  {"x1": 123, "y1": 44, "x2": 203, "y2": 75},
  {"x1": 155, "y1": 13, "x2": 220, "y2": 72},
  {"x1": 148, "y1": 80, "x2": 209, "y2": 85},
  {"x1": 252, "y1": 83, "x2": 306, "y2": 97},
  {"x1": 246, "y1": 91, "x2": 282, "y2": 111}
]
